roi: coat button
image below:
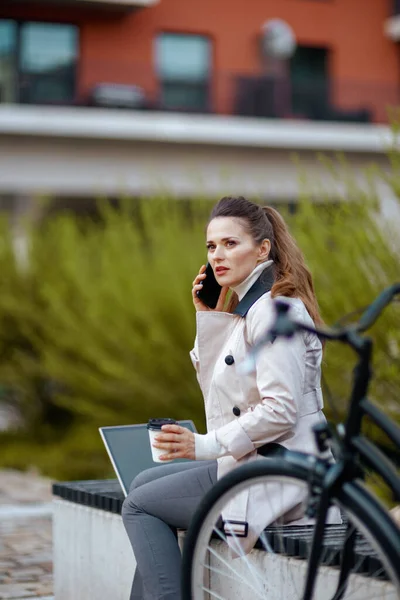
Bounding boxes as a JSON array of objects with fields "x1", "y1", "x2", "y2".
[
  {"x1": 225, "y1": 355, "x2": 235, "y2": 365},
  {"x1": 232, "y1": 406, "x2": 241, "y2": 417}
]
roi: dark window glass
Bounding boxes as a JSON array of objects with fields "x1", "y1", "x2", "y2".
[
  {"x1": 20, "y1": 23, "x2": 78, "y2": 104},
  {"x1": 0, "y1": 21, "x2": 17, "y2": 102},
  {"x1": 0, "y1": 20, "x2": 78, "y2": 105},
  {"x1": 156, "y1": 33, "x2": 211, "y2": 112},
  {"x1": 289, "y1": 46, "x2": 330, "y2": 119}
]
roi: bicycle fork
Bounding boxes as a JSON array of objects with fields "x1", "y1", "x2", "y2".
[{"x1": 301, "y1": 424, "x2": 358, "y2": 600}]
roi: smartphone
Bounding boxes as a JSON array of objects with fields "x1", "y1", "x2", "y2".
[{"x1": 196, "y1": 263, "x2": 222, "y2": 309}]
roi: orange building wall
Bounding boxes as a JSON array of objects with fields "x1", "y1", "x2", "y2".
[{"x1": 1, "y1": 0, "x2": 398, "y2": 121}]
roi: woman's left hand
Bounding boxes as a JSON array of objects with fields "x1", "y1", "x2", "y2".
[{"x1": 153, "y1": 424, "x2": 195, "y2": 461}]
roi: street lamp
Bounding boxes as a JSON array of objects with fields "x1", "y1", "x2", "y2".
[{"x1": 260, "y1": 18, "x2": 297, "y2": 117}]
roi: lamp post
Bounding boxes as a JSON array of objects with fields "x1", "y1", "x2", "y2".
[{"x1": 260, "y1": 19, "x2": 296, "y2": 117}]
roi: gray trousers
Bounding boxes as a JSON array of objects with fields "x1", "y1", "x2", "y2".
[{"x1": 121, "y1": 460, "x2": 218, "y2": 600}]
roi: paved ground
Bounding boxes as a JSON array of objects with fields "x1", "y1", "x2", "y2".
[{"x1": 0, "y1": 470, "x2": 53, "y2": 600}]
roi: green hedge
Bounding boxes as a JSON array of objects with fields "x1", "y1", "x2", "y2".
[
  {"x1": 0, "y1": 200, "x2": 212, "y2": 478},
  {"x1": 0, "y1": 165, "x2": 398, "y2": 481},
  {"x1": 291, "y1": 168, "x2": 400, "y2": 431}
]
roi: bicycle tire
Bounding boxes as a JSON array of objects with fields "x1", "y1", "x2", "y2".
[{"x1": 181, "y1": 457, "x2": 400, "y2": 600}]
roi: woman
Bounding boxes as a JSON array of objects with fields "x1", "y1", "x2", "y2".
[{"x1": 122, "y1": 195, "x2": 333, "y2": 599}]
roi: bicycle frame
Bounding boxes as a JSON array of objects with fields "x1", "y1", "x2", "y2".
[
  {"x1": 257, "y1": 284, "x2": 400, "y2": 599},
  {"x1": 339, "y1": 332, "x2": 400, "y2": 501},
  {"x1": 303, "y1": 331, "x2": 400, "y2": 600},
  {"x1": 261, "y1": 284, "x2": 400, "y2": 501}
]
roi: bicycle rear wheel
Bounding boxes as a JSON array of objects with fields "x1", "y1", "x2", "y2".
[{"x1": 181, "y1": 458, "x2": 400, "y2": 600}]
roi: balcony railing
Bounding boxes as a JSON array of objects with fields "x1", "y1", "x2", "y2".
[{"x1": 0, "y1": 59, "x2": 398, "y2": 125}]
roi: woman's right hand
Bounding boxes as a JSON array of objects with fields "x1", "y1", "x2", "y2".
[{"x1": 192, "y1": 265, "x2": 228, "y2": 312}]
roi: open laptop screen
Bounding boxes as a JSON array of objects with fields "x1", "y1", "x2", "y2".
[{"x1": 99, "y1": 420, "x2": 198, "y2": 496}]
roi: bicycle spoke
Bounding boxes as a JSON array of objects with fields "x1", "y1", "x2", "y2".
[
  {"x1": 184, "y1": 468, "x2": 400, "y2": 600},
  {"x1": 200, "y1": 586, "x2": 230, "y2": 600},
  {"x1": 211, "y1": 526, "x2": 267, "y2": 588},
  {"x1": 202, "y1": 560, "x2": 267, "y2": 599},
  {"x1": 334, "y1": 555, "x2": 366, "y2": 600},
  {"x1": 205, "y1": 540, "x2": 267, "y2": 597}
]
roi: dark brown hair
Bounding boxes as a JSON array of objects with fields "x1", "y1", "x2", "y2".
[{"x1": 209, "y1": 196, "x2": 322, "y2": 325}]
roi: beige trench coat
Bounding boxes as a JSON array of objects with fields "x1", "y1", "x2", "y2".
[{"x1": 190, "y1": 277, "x2": 340, "y2": 552}]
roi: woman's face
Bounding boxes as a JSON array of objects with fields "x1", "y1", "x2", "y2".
[{"x1": 206, "y1": 217, "x2": 270, "y2": 288}]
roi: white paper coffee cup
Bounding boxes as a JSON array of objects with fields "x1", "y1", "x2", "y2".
[{"x1": 147, "y1": 418, "x2": 178, "y2": 463}]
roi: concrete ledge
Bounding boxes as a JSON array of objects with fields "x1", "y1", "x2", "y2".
[
  {"x1": 53, "y1": 498, "x2": 135, "y2": 600},
  {"x1": 52, "y1": 486, "x2": 396, "y2": 600},
  {"x1": 209, "y1": 540, "x2": 397, "y2": 599},
  {"x1": 0, "y1": 105, "x2": 392, "y2": 153}
]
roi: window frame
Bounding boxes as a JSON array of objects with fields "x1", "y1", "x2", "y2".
[
  {"x1": 155, "y1": 31, "x2": 213, "y2": 113},
  {"x1": 0, "y1": 19, "x2": 18, "y2": 103},
  {"x1": 0, "y1": 18, "x2": 79, "y2": 105},
  {"x1": 289, "y1": 44, "x2": 332, "y2": 120}
]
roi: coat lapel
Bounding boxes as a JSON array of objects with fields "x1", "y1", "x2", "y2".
[{"x1": 233, "y1": 265, "x2": 275, "y2": 317}]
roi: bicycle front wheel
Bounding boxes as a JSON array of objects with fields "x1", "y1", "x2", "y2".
[{"x1": 181, "y1": 458, "x2": 400, "y2": 600}]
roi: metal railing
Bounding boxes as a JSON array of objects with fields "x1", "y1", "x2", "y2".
[{"x1": 0, "y1": 59, "x2": 398, "y2": 124}]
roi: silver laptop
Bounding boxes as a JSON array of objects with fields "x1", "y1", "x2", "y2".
[{"x1": 99, "y1": 420, "x2": 198, "y2": 496}]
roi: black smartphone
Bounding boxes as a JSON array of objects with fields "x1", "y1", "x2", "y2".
[{"x1": 196, "y1": 263, "x2": 222, "y2": 309}]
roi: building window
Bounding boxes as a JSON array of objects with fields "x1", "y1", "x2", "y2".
[
  {"x1": 0, "y1": 20, "x2": 78, "y2": 105},
  {"x1": 156, "y1": 33, "x2": 212, "y2": 112},
  {"x1": 0, "y1": 21, "x2": 17, "y2": 103},
  {"x1": 289, "y1": 46, "x2": 330, "y2": 119}
]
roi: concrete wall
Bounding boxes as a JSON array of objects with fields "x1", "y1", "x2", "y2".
[
  {"x1": 0, "y1": 106, "x2": 394, "y2": 202},
  {"x1": 53, "y1": 499, "x2": 136, "y2": 600},
  {"x1": 53, "y1": 498, "x2": 398, "y2": 600},
  {"x1": 2, "y1": 135, "x2": 391, "y2": 200}
]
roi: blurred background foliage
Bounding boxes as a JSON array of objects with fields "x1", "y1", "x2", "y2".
[{"x1": 0, "y1": 154, "x2": 398, "y2": 482}]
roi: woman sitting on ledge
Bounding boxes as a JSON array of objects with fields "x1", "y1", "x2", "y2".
[{"x1": 121, "y1": 195, "x2": 338, "y2": 600}]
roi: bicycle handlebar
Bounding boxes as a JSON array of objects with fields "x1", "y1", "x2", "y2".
[
  {"x1": 242, "y1": 283, "x2": 400, "y2": 370},
  {"x1": 279, "y1": 282, "x2": 400, "y2": 341},
  {"x1": 356, "y1": 283, "x2": 400, "y2": 332}
]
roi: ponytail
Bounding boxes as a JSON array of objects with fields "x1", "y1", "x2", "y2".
[{"x1": 262, "y1": 206, "x2": 322, "y2": 326}]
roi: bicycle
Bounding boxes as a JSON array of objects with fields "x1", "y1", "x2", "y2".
[{"x1": 181, "y1": 283, "x2": 400, "y2": 600}]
